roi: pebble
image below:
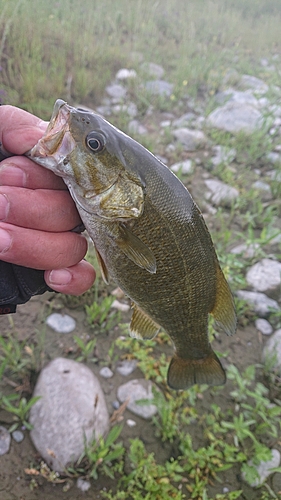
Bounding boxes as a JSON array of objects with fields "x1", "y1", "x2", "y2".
[
  {"x1": 111, "y1": 102, "x2": 138, "y2": 117},
  {"x1": 210, "y1": 145, "x2": 236, "y2": 166},
  {"x1": 0, "y1": 426, "x2": 11, "y2": 455},
  {"x1": 170, "y1": 159, "x2": 194, "y2": 175},
  {"x1": 239, "y1": 74, "x2": 269, "y2": 94},
  {"x1": 243, "y1": 449, "x2": 280, "y2": 487},
  {"x1": 246, "y1": 258, "x2": 281, "y2": 296},
  {"x1": 204, "y1": 179, "x2": 239, "y2": 207},
  {"x1": 263, "y1": 329, "x2": 281, "y2": 373},
  {"x1": 99, "y1": 367, "x2": 114, "y2": 379},
  {"x1": 116, "y1": 359, "x2": 137, "y2": 376},
  {"x1": 76, "y1": 478, "x2": 91, "y2": 492},
  {"x1": 252, "y1": 180, "x2": 272, "y2": 200},
  {"x1": 230, "y1": 242, "x2": 260, "y2": 259},
  {"x1": 128, "y1": 120, "x2": 148, "y2": 135},
  {"x1": 140, "y1": 62, "x2": 164, "y2": 79},
  {"x1": 126, "y1": 419, "x2": 137, "y2": 427},
  {"x1": 29, "y1": 358, "x2": 109, "y2": 472},
  {"x1": 207, "y1": 101, "x2": 263, "y2": 134},
  {"x1": 105, "y1": 84, "x2": 127, "y2": 100},
  {"x1": 172, "y1": 112, "x2": 196, "y2": 128},
  {"x1": 117, "y1": 379, "x2": 158, "y2": 419},
  {"x1": 12, "y1": 430, "x2": 24, "y2": 443},
  {"x1": 236, "y1": 290, "x2": 280, "y2": 317},
  {"x1": 255, "y1": 318, "x2": 273, "y2": 336},
  {"x1": 111, "y1": 300, "x2": 130, "y2": 312},
  {"x1": 112, "y1": 400, "x2": 120, "y2": 410},
  {"x1": 115, "y1": 68, "x2": 137, "y2": 80},
  {"x1": 46, "y1": 313, "x2": 76, "y2": 334},
  {"x1": 267, "y1": 151, "x2": 281, "y2": 164},
  {"x1": 145, "y1": 80, "x2": 174, "y2": 97},
  {"x1": 172, "y1": 128, "x2": 206, "y2": 151}
]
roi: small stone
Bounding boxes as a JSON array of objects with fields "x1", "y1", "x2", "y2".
[
  {"x1": 246, "y1": 259, "x2": 281, "y2": 296},
  {"x1": 211, "y1": 145, "x2": 236, "y2": 167},
  {"x1": 46, "y1": 313, "x2": 76, "y2": 334},
  {"x1": 170, "y1": 160, "x2": 194, "y2": 175},
  {"x1": 76, "y1": 478, "x2": 91, "y2": 492},
  {"x1": 126, "y1": 419, "x2": 137, "y2": 427},
  {"x1": 239, "y1": 75, "x2": 269, "y2": 94},
  {"x1": 112, "y1": 102, "x2": 138, "y2": 117},
  {"x1": 266, "y1": 151, "x2": 281, "y2": 164},
  {"x1": 112, "y1": 400, "x2": 120, "y2": 410},
  {"x1": 0, "y1": 426, "x2": 11, "y2": 455},
  {"x1": 128, "y1": 120, "x2": 148, "y2": 135},
  {"x1": 207, "y1": 102, "x2": 263, "y2": 134},
  {"x1": 255, "y1": 319, "x2": 273, "y2": 336},
  {"x1": 99, "y1": 367, "x2": 114, "y2": 379},
  {"x1": 105, "y1": 84, "x2": 127, "y2": 100},
  {"x1": 243, "y1": 449, "x2": 280, "y2": 487},
  {"x1": 117, "y1": 379, "x2": 158, "y2": 419},
  {"x1": 204, "y1": 179, "x2": 239, "y2": 207},
  {"x1": 116, "y1": 360, "x2": 137, "y2": 376},
  {"x1": 145, "y1": 80, "x2": 174, "y2": 97},
  {"x1": 222, "y1": 487, "x2": 230, "y2": 493},
  {"x1": 263, "y1": 329, "x2": 281, "y2": 373},
  {"x1": 116, "y1": 68, "x2": 137, "y2": 80},
  {"x1": 252, "y1": 181, "x2": 272, "y2": 200},
  {"x1": 236, "y1": 290, "x2": 280, "y2": 317},
  {"x1": 172, "y1": 128, "x2": 206, "y2": 151},
  {"x1": 172, "y1": 113, "x2": 196, "y2": 128},
  {"x1": 29, "y1": 358, "x2": 109, "y2": 472},
  {"x1": 111, "y1": 300, "x2": 130, "y2": 312},
  {"x1": 231, "y1": 243, "x2": 260, "y2": 259},
  {"x1": 140, "y1": 62, "x2": 164, "y2": 79},
  {"x1": 12, "y1": 430, "x2": 24, "y2": 443}
]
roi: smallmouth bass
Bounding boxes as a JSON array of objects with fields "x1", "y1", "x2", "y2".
[{"x1": 27, "y1": 99, "x2": 236, "y2": 390}]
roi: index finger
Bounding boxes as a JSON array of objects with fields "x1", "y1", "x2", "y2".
[{"x1": 0, "y1": 105, "x2": 47, "y2": 155}]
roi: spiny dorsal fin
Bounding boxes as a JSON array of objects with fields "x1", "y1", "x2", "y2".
[
  {"x1": 211, "y1": 262, "x2": 237, "y2": 336},
  {"x1": 129, "y1": 303, "x2": 161, "y2": 340}
]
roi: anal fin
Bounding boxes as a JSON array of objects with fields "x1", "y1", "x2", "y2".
[
  {"x1": 211, "y1": 263, "x2": 237, "y2": 337},
  {"x1": 167, "y1": 350, "x2": 226, "y2": 390},
  {"x1": 129, "y1": 303, "x2": 160, "y2": 340}
]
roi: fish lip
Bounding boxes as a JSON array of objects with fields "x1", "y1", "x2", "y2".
[{"x1": 26, "y1": 99, "x2": 76, "y2": 173}]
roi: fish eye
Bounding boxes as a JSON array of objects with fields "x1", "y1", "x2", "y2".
[{"x1": 86, "y1": 132, "x2": 105, "y2": 153}]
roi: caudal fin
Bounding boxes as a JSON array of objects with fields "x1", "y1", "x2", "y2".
[{"x1": 167, "y1": 351, "x2": 226, "y2": 390}]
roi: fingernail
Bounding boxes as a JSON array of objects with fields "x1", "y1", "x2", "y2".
[
  {"x1": 0, "y1": 228, "x2": 12, "y2": 253},
  {"x1": 0, "y1": 194, "x2": 9, "y2": 221},
  {"x1": 0, "y1": 165, "x2": 27, "y2": 187},
  {"x1": 48, "y1": 269, "x2": 72, "y2": 286}
]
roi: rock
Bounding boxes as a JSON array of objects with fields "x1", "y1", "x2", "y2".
[
  {"x1": 117, "y1": 379, "x2": 158, "y2": 419},
  {"x1": 243, "y1": 449, "x2": 280, "y2": 487},
  {"x1": 170, "y1": 159, "x2": 194, "y2": 175},
  {"x1": 246, "y1": 259, "x2": 281, "y2": 296},
  {"x1": 172, "y1": 113, "x2": 196, "y2": 128},
  {"x1": 76, "y1": 478, "x2": 91, "y2": 492},
  {"x1": 255, "y1": 318, "x2": 273, "y2": 336},
  {"x1": 204, "y1": 179, "x2": 239, "y2": 207},
  {"x1": 252, "y1": 181, "x2": 272, "y2": 200},
  {"x1": 128, "y1": 120, "x2": 148, "y2": 135},
  {"x1": 29, "y1": 358, "x2": 109, "y2": 472},
  {"x1": 46, "y1": 313, "x2": 76, "y2": 334},
  {"x1": 116, "y1": 68, "x2": 137, "y2": 80},
  {"x1": 239, "y1": 75, "x2": 269, "y2": 94},
  {"x1": 236, "y1": 290, "x2": 280, "y2": 317},
  {"x1": 116, "y1": 360, "x2": 137, "y2": 376},
  {"x1": 266, "y1": 151, "x2": 281, "y2": 164},
  {"x1": 222, "y1": 68, "x2": 240, "y2": 86},
  {"x1": 111, "y1": 300, "x2": 130, "y2": 312},
  {"x1": 99, "y1": 367, "x2": 114, "y2": 379},
  {"x1": 211, "y1": 145, "x2": 236, "y2": 166},
  {"x1": 140, "y1": 62, "x2": 164, "y2": 79},
  {"x1": 105, "y1": 84, "x2": 127, "y2": 100},
  {"x1": 145, "y1": 80, "x2": 174, "y2": 97},
  {"x1": 263, "y1": 329, "x2": 281, "y2": 373},
  {"x1": 172, "y1": 128, "x2": 206, "y2": 151},
  {"x1": 207, "y1": 102, "x2": 263, "y2": 134},
  {"x1": 0, "y1": 426, "x2": 11, "y2": 455},
  {"x1": 111, "y1": 102, "x2": 138, "y2": 117},
  {"x1": 230, "y1": 243, "x2": 260, "y2": 259},
  {"x1": 12, "y1": 430, "x2": 24, "y2": 443},
  {"x1": 126, "y1": 419, "x2": 137, "y2": 427}
]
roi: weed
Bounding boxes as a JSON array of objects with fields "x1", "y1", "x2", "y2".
[{"x1": 0, "y1": 394, "x2": 40, "y2": 431}]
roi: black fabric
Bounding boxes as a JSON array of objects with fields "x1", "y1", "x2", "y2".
[{"x1": 0, "y1": 261, "x2": 53, "y2": 314}]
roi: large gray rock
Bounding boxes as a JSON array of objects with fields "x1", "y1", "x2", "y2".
[
  {"x1": 117, "y1": 379, "x2": 158, "y2": 419},
  {"x1": 30, "y1": 358, "x2": 109, "y2": 472},
  {"x1": 204, "y1": 179, "x2": 239, "y2": 207},
  {"x1": 172, "y1": 128, "x2": 206, "y2": 151},
  {"x1": 263, "y1": 329, "x2": 281, "y2": 373},
  {"x1": 246, "y1": 259, "x2": 281, "y2": 296},
  {"x1": 207, "y1": 102, "x2": 263, "y2": 134},
  {"x1": 239, "y1": 75, "x2": 269, "y2": 94},
  {"x1": 236, "y1": 290, "x2": 280, "y2": 317}
]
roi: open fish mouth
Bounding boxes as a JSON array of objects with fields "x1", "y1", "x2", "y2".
[{"x1": 26, "y1": 99, "x2": 76, "y2": 173}]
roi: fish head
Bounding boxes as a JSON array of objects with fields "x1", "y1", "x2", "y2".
[{"x1": 27, "y1": 100, "x2": 145, "y2": 220}]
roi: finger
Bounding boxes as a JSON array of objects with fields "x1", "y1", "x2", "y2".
[
  {"x1": 0, "y1": 223, "x2": 88, "y2": 270},
  {"x1": 45, "y1": 260, "x2": 96, "y2": 295},
  {"x1": 0, "y1": 156, "x2": 66, "y2": 190},
  {"x1": 0, "y1": 105, "x2": 48, "y2": 154},
  {"x1": 0, "y1": 187, "x2": 81, "y2": 232}
]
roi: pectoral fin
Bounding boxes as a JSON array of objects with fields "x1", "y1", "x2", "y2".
[
  {"x1": 211, "y1": 263, "x2": 237, "y2": 336},
  {"x1": 94, "y1": 247, "x2": 109, "y2": 285},
  {"x1": 130, "y1": 303, "x2": 160, "y2": 340},
  {"x1": 116, "y1": 224, "x2": 156, "y2": 274}
]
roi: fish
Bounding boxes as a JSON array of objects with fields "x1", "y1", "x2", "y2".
[{"x1": 27, "y1": 99, "x2": 237, "y2": 390}]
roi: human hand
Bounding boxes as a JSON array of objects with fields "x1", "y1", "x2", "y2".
[{"x1": 0, "y1": 105, "x2": 96, "y2": 295}]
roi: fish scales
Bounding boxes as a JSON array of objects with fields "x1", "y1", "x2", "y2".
[{"x1": 27, "y1": 99, "x2": 237, "y2": 390}]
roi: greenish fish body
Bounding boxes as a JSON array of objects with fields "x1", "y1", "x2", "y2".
[{"x1": 27, "y1": 99, "x2": 236, "y2": 390}]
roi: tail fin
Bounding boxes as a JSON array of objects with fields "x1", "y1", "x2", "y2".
[{"x1": 167, "y1": 351, "x2": 226, "y2": 390}]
